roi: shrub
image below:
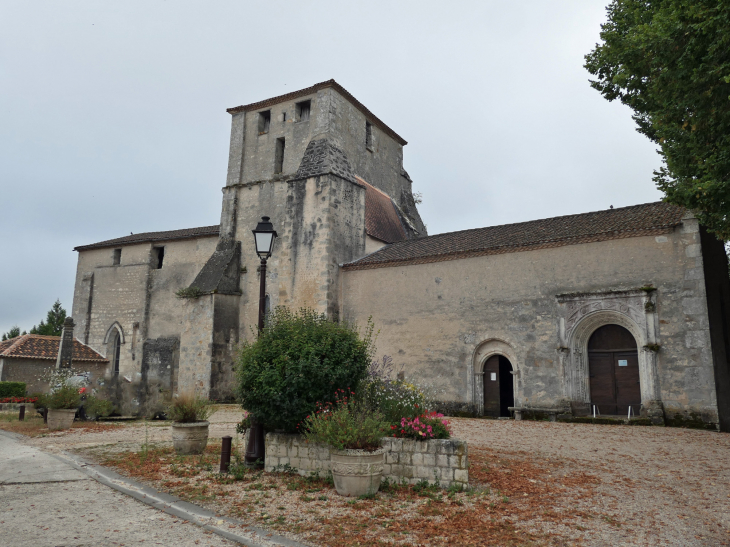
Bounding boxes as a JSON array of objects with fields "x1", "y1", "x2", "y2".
[
  {"x1": 83, "y1": 395, "x2": 114, "y2": 419},
  {"x1": 0, "y1": 382, "x2": 26, "y2": 398},
  {"x1": 46, "y1": 385, "x2": 81, "y2": 410},
  {"x1": 301, "y1": 389, "x2": 388, "y2": 451},
  {"x1": 236, "y1": 307, "x2": 374, "y2": 433},
  {"x1": 358, "y1": 356, "x2": 426, "y2": 425},
  {"x1": 394, "y1": 411, "x2": 452, "y2": 440},
  {"x1": 166, "y1": 393, "x2": 212, "y2": 423}
]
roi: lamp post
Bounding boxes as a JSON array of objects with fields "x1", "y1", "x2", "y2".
[{"x1": 245, "y1": 216, "x2": 278, "y2": 467}]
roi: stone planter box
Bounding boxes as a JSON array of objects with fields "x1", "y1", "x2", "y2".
[
  {"x1": 172, "y1": 421, "x2": 209, "y2": 455},
  {"x1": 47, "y1": 408, "x2": 76, "y2": 431},
  {"x1": 265, "y1": 433, "x2": 468, "y2": 489}
]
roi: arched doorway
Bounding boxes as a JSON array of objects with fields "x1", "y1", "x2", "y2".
[
  {"x1": 483, "y1": 355, "x2": 514, "y2": 417},
  {"x1": 588, "y1": 324, "x2": 640, "y2": 416}
]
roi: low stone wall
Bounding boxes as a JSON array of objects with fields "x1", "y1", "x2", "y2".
[
  {"x1": 0, "y1": 403, "x2": 36, "y2": 412},
  {"x1": 264, "y1": 433, "x2": 468, "y2": 489}
]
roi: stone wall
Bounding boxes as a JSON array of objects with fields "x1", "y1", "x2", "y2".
[
  {"x1": 0, "y1": 358, "x2": 109, "y2": 395},
  {"x1": 340, "y1": 218, "x2": 721, "y2": 426},
  {"x1": 264, "y1": 433, "x2": 469, "y2": 490}
]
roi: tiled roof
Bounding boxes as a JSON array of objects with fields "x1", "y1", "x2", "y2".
[
  {"x1": 226, "y1": 79, "x2": 407, "y2": 146},
  {"x1": 74, "y1": 225, "x2": 220, "y2": 252},
  {"x1": 343, "y1": 202, "x2": 686, "y2": 271},
  {"x1": 358, "y1": 177, "x2": 408, "y2": 244},
  {"x1": 0, "y1": 335, "x2": 108, "y2": 362}
]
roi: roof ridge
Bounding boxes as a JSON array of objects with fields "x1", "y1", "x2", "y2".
[
  {"x1": 3, "y1": 334, "x2": 29, "y2": 356},
  {"x1": 385, "y1": 201, "x2": 677, "y2": 247},
  {"x1": 355, "y1": 176, "x2": 391, "y2": 199},
  {"x1": 75, "y1": 224, "x2": 220, "y2": 252}
]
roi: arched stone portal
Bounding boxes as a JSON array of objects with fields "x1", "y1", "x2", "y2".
[
  {"x1": 472, "y1": 339, "x2": 519, "y2": 416},
  {"x1": 588, "y1": 324, "x2": 641, "y2": 416}
]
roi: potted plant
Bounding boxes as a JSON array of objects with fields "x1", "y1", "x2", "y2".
[
  {"x1": 167, "y1": 394, "x2": 213, "y2": 455},
  {"x1": 302, "y1": 389, "x2": 389, "y2": 497},
  {"x1": 45, "y1": 385, "x2": 81, "y2": 431}
]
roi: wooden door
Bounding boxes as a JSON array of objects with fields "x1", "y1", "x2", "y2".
[
  {"x1": 483, "y1": 356, "x2": 500, "y2": 417},
  {"x1": 588, "y1": 325, "x2": 640, "y2": 416},
  {"x1": 614, "y1": 351, "x2": 640, "y2": 415}
]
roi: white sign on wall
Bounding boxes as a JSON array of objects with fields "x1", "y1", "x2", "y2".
[{"x1": 490, "y1": 372, "x2": 497, "y2": 381}]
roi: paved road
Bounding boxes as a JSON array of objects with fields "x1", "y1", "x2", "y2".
[{"x1": 0, "y1": 432, "x2": 304, "y2": 547}]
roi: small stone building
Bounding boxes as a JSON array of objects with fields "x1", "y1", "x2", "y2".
[
  {"x1": 70, "y1": 80, "x2": 730, "y2": 431},
  {"x1": 0, "y1": 334, "x2": 107, "y2": 394}
]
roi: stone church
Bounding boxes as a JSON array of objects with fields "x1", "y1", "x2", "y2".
[{"x1": 70, "y1": 80, "x2": 730, "y2": 432}]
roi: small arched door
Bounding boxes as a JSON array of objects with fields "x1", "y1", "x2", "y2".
[
  {"x1": 483, "y1": 355, "x2": 514, "y2": 417},
  {"x1": 588, "y1": 324, "x2": 640, "y2": 415}
]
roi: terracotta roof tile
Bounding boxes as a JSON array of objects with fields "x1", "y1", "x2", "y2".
[
  {"x1": 74, "y1": 225, "x2": 219, "y2": 252},
  {"x1": 0, "y1": 335, "x2": 108, "y2": 362},
  {"x1": 226, "y1": 79, "x2": 407, "y2": 146},
  {"x1": 357, "y1": 177, "x2": 408, "y2": 244},
  {"x1": 343, "y1": 202, "x2": 686, "y2": 271}
]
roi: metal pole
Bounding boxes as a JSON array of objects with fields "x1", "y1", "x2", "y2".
[
  {"x1": 245, "y1": 256, "x2": 267, "y2": 468},
  {"x1": 258, "y1": 257, "x2": 267, "y2": 332},
  {"x1": 220, "y1": 436, "x2": 232, "y2": 473},
  {"x1": 18, "y1": 405, "x2": 25, "y2": 421}
]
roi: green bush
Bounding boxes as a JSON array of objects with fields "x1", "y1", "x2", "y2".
[
  {"x1": 236, "y1": 307, "x2": 374, "y2": 433},
  {"x1": 166, "y1": 393, "x2": 212, "y2": 423},
  {"x1": 0, "y1": 382, "x2": 26, "y2": 398},
  {"x1": 302, "y1": 389, "x2": 388, "y2": 451},
  {"x1": 46, "y1": 385, "x2": 81, "y2": 410},
  {"x1": 83, "y1": 396, "x2": 114, "y2": 419}
]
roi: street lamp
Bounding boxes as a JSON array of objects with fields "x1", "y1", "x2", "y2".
[
  {"x1": 252, "y1": 216, "x2": 277, "y2": 332},
  {"x1": 245, "y1": 216, "x2": 277, "y2": 467}
]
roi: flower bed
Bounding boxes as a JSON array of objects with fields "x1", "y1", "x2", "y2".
[
  {"x1": 0, "y1": 396, "x2": 38, "y2": 404},
  {"x1": 265, "y1": 433, "x2": 468, "y2": 489}
]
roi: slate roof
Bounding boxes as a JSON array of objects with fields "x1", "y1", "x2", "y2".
[
  {"x1": 226, "y1": 79, "x2": 408, "y2": 146},
  {"x1": 357, "y1": 177, "x2": 408, "y2": 244},
  {"x1": 343, "y1": 202, "x2": 686, "y2": 271},
  {"x1": 74, "y1": 225, "x2": 220, "y2": 252},
  {"x1": 0, "y1": 335, "x2": 108, "y2": 362}
]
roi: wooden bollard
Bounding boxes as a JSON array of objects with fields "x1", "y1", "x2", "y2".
[
  {"x1": 220, "y1": 436, "x2": 232, "y2": 473},
  {"x1": 18, "y1": 405, "x2": 25, "y2": 421}
]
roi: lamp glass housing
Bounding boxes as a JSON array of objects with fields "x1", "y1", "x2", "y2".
[{"x1": 252, "y1": 216, "x2": 277, "y2": 259}]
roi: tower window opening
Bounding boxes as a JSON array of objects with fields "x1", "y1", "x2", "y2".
[
  {"x1": 296, "y1": 100, "x2": 311, "y2": 122},
  {"x1": 154, "y1": 246, "x2": 165, "y2": 269},
  {"x1": 113, "y1": 248, "x2": 122, "y2": 265},
  {"x1": 275, "y1": 138, "x2": 285, "y2": 174},
  {"x1": 258, "y1": 110, "x2": 271, "y2": 134},
  {"x1": 365, "y1": 121, "x2": 373, "y2": 150}
]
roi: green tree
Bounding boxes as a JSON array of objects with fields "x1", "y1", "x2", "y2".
[
  {"x1": 1, "y1": 326, "x2": 26, "y2": 341},
  {"x1": 585, "y1": 1, "x2": 730, "y2": 237},
  {"x1": 29, "y1": 300, "x2": 67, "y2": 336}
]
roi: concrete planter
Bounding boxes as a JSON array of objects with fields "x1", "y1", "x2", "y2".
[
  {"x1": 171, "y1": 421, "x2": 209, "y2": 455},
  {"x1": 47, "y1": 409, "x2": 76, "y2": 431},
  {"x1": 331, "y1": 448, "x2": 385, "y2": 497}
]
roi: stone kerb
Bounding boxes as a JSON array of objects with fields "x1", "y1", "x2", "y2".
[{"x1": 264, "y1": 433, "x2": 468, "y2": 489}]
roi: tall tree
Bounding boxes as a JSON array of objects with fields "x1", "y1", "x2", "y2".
[
  {"x1": 29, "y1": 300, "x2": 67, "y2": 336},
  {"x1": 585, "y1": 1, "x2": 730, "y2": 238}
]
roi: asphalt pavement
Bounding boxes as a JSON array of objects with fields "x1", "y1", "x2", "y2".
[{"x1": 0, "y1": 431, "x2": 307, "y2": 547}]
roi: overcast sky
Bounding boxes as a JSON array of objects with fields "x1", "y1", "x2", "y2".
[{"x1": 0, "y1": 1, "x2": 662, "y2": 336}]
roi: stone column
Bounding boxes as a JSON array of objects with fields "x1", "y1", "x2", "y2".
[{"x1": 56, "y1": 317, "x2": 75, "y2": 369}]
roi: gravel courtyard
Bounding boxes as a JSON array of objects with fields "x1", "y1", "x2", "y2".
[{"x1": 11, "y1": 407, "x2": 730, "y2": 546}]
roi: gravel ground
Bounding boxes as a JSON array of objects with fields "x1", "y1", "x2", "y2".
[
  {"x1": 12, "y1": 407, "x2": 730, "y2": 546},
  {"x1": 452, "y1": 418, "x2": 730, "y2": 546}
]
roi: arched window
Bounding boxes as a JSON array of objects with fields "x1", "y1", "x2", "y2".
[{"x1": 112, "y1": 332, "x2": 121, "y2": 375}]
